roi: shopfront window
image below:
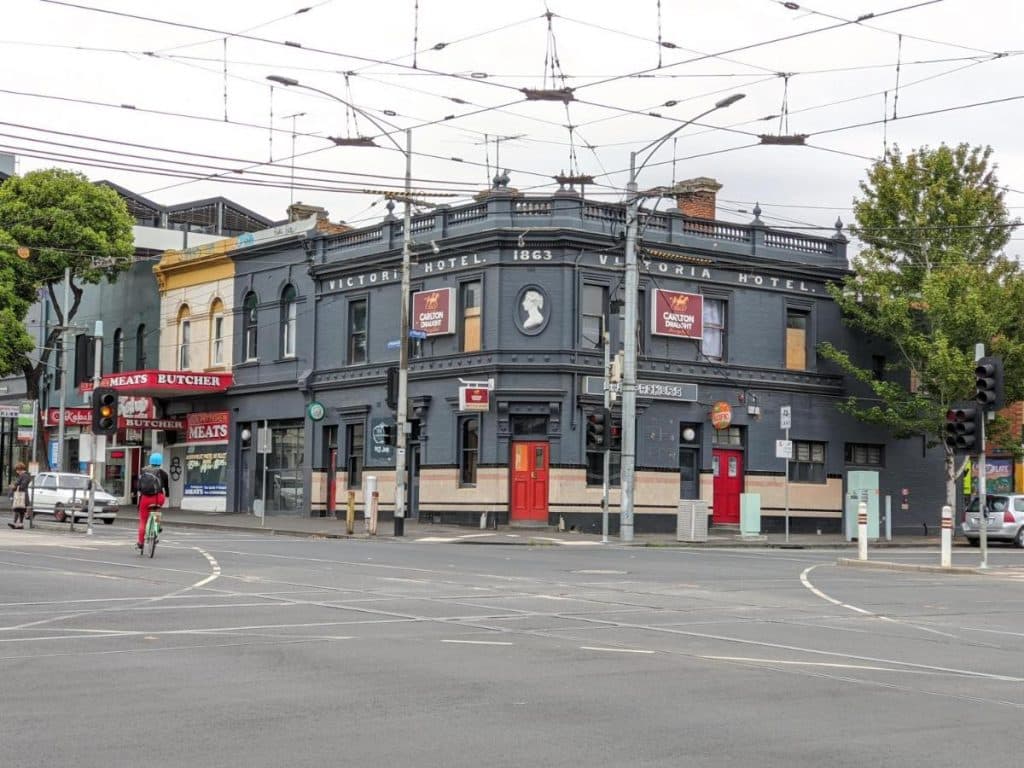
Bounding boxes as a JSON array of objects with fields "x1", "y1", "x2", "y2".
[
  {"x1": 460, "y1": 416, "x2": 479, "y2": 486},
  {"x1": 346, "y1": 423, "x2": 365, "y2": 487},
  {"x1": 184, "y1": 445, "x2": 228, "y2": 497}
]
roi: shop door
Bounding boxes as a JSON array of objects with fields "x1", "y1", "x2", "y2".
[
  {"x1": 679, "y1": 448, "x2": 699, "y2": 499},
  {"x1": 712, "y1": 449, "x2": 742, "y2": 524},
  {"x1": 510, "y1": 441, "x2": 549, "y2": 523},
  {"x1": 327, "y1": 448, "x2": 338, "y2": 517},
  {"x1": 408, "y1": 443, "x2": 421, "y2": 520}
]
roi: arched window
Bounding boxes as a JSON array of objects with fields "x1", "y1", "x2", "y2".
[
  {"x1": 177, "y1": 304, "x2": 191, "y2": 370},
  {"x1": 209, "y1": 298, "x2": 225, "y2": 366},
  {"x1": 112, "y1": 328, "x2": 124, "y2": 373},
  {"x1": 280, "y1": 284, "x2": 297, "y2": 358},
  {"x1": 135, "y1": 324, "x2": 147, "y2": 369},
  {"x1": 243, "y1": 292, "x2": 258, "y2": 360}
]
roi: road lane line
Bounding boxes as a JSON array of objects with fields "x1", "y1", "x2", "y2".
[
  {"x1": 580, "y1": 646, "x2": 655, "y2": 654},
  {"x1": 441, "y1": 639, "x2": 514, "y2": 646}
]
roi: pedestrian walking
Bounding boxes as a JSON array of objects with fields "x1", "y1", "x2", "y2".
[{"x1": 8, "y1": 462, "x2": 31, "y2": 529}]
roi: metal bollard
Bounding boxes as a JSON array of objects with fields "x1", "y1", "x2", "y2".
[
  {"x1": 346, "y1": 490, "x2": 356, "y2": 535},
  {"x1": 857, "y1": 501, "x2": 868, "y2": 561},
  {"x1": 940, "y1": 504, "x2": 952, "y2": 568},
  {"x1": 364, "y1": 475, "x2": 378, "y2": 536}
]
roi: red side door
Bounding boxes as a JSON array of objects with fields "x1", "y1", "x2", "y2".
[
  {"x1": 712, "y1": 449, "x2": 743, "y2": 524},
  {"x1": 510, "y1": 441, "x2": 549, "y2": 523}
]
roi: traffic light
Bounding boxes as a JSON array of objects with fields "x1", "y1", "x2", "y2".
[
  {"x1": 380, "y1": 423, "x2": 394, "y2": 446},
  {"x1": 609, "y1": 417, "x2": 622, "y2": 451},
  {"x1": 385, "y1": 366, "x2": 399, "y2": 411},
  {"x1": 586, "y1": 408, "x2": 609, "y2": 450},
  {"x1": 92, "y1": 387, "x2": 118, "y2": 436},
  {"x1": 944, "y1": 407, "x2": 978, "y2": 452},
  {"x1": 975, "y1": 356, "x2": 1004, "y2": 411}
]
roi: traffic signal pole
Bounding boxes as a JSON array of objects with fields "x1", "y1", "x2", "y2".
[
  {"x1": 86, "y1": 321, "x2": 103, "y2": 536},
  {"x1": 601, "y1": 325, "x2": 611, "y2": 544},
  {"x1": 978, "y1": 415, "x2": 988, "y2": 569}
]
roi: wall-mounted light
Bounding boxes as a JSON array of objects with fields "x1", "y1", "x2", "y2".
[
  {"x1": 241, "y1": 428, "x2": 252, "y2": 443},
  {"x1": 682, "y1": 427, "x2": 697, "y2": 442}
]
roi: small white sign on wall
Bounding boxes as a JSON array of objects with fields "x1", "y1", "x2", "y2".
[{"x1": 775, "y1": 439, "x2": 793, "y2": 459}]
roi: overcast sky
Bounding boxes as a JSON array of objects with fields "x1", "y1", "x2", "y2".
[{"x1": 2, "y1": 0, "x2": 1022, "y2": 248}]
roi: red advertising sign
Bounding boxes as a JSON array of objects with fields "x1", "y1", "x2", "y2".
[
  {"x1": 710, "y1": 401, "x2": 733, "y2": 430},
  {"x1": 459, "y1": 386, "x2": 490, "y2": 412},
  {"x1": 651, "y1": 289, "x2": 704, "y2": 340},
  {"x1": 186, "y1": 411, "x2": 229, "y2": 443},
  {"x1": 80, "y1": 370, "x2": 233, "y2": 396},
  {"x1": 412, "y1": 287, "x2": 455, "y2": 336},
  {"x1": 45, "y1": 408, "x2": 184, "y2": 431}
]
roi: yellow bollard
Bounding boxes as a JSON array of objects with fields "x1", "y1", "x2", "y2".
[{"x1": 346, "y1": 490, "x2": 355, "y2": 535}]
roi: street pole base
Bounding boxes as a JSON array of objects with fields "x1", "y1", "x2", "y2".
[{"x1": 394, "y1": 517, "x2": 404, "y2": 537}]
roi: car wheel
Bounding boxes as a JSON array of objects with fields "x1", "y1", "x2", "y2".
[
  {"x1": 53, "y1": 505, "x2": 67, "y2": 523},
  {"x1": 102, "y1": 518, "x2": 114, "y2": 525},
  {"x1": 967, "y1": 537, "x2": 980, "y2": 547},
  {"x1": 1015, "y1": 528, "x2": 1024, "y2": 549}
]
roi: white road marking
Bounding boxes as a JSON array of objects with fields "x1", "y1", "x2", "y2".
[
  {"x1": 699, "y1": 656, "x2": 945, "y2": 675},
  {"x1": 441, "y1": 639, "x2": 514, "y2": 646},
  {"x1": 799, "y1": 564, "x2": 960, "y2": 639},
  {"x1": 580, "y1": 646, "x2": 655, "y2": 654}
]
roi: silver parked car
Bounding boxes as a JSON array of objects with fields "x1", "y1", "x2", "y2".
[
  {"x1": 28, "y1": 472, "x2": 119, "y2": 524},
  {"x1": 961, "y1": 494, "x2": 1024, "y2": 548}
]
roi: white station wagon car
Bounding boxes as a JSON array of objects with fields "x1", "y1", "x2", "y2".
[{"x1": 28, "y1": 472, "x2": 119, "y2": 524}]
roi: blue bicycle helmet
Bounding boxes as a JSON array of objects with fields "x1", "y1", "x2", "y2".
[{"x1": 149, "y1": 452, "x2": 163, "y2": 466}]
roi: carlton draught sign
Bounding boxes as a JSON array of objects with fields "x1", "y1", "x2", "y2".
[
  {"x1": 412, "y1": 287, "x2": 454, "y2": 336},
  {"x1": 652, "y1": 289, "x2": 703, "y2": 340}
]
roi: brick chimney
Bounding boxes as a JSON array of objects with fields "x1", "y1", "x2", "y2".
[
  {"x1": 287, "y1": 202, "x2": 329, "y2": 223},
  {"x1": 671, "y1": 177, "x2": 722, "y2": 220}
]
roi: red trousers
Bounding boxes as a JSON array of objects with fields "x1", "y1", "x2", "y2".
[{"x1": 137, "y1": 493, "x2": 166, "y2": 545}]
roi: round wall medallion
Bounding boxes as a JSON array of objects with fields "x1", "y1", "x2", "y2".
[
  {"x1": 514, "y1": 284, "x2": 550, "y2": 335},
  {"x1": 307, "y1": 401, "x2": 326, "y2": 421}
]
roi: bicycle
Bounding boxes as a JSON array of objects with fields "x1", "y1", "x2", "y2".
[{"x1": 141, "y1": 504, "x2": 162, "y2": 558}]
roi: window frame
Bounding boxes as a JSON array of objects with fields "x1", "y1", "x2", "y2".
[
  {"x1": 346, "y1": 422, "x2": 365, "y2": 488},
  {"x1": 580, "y1": 283, "x2": 606, "y2": 351},
  {"x1": 280, "y1": 284, "x2": 297, "y2": 359},
  {"x1": 785, "y1": 305, "x2": 812, "y2": 371},
  {"x1": 111, "y1": 328, "x2": 124, "y2": 373},
  {"x1": 177, "y1": 305, "x2": 191, "y2": 370},
  {"x1": 209, "y1": 300, "x2": 225, "y2": 367},
  {"x1": 789, "y1": 440, "x2": 826, "y2": 484},
  {"x1": 348, "y1": 297, "x2": 368, "y2": 364},
  {"x1": 243, "y1": 292, "x2": 259, "y2": 361},
  {"x1": 701, "y1": 296, "x2": 727, "y2": 362},
  {"x1": 135, "y1": 324, "x2": 147, "y2": 369},
  {"x1": 459, "y1": 416, "x2": 480, "y2": 486},
  {"x1": 460, "y1": 279, "x2": 482, "y2": 353},
  {"x1": 844, "y1": 442, "x2": 884, "y2": 467}
]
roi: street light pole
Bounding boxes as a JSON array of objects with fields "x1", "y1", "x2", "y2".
[
  {"x1": 619, "y1": 94, "x2": 745, "y2": 542},
  {"x1": 393, "y1": 129, "x2": 413, "y2": 537}
]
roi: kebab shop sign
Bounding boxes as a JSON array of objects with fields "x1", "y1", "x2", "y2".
[{"x1": 186, "y1": 412, "x2": 229, "y2": 443}]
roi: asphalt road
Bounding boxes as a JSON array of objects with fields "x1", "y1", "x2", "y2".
[{"x1": 2, "y1": 525, "x2": 1023, "y2": 768}]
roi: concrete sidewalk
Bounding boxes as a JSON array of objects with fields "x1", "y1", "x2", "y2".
[{"x1": 86, "y1": 506, "x2": 957, "y2": 549}]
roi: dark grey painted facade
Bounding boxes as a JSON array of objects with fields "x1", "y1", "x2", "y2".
[{"x1": 224, "y1": 187, "x2": 948, "y2": 535}]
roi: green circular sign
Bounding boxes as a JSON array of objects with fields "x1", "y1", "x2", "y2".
[{"x1": 307, "y1": 401, "x2": 326, "y2": 421}]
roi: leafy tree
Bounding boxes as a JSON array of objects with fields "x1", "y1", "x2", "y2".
[
  {"x1": 0, "y1": 168, "x2": 134, "y2": 465},
  {"x1": 820, "y1": 143, "x2": 1024, "y2": 510}
]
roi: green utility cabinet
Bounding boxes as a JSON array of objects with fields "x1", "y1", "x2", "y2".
[{"x1": 845, "y1": 470, "x2": 880, "y2": 540}]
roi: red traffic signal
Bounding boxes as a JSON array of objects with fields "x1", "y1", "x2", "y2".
[{"x1": 944, "y1": 407, "x2": 977, "y2": 451}]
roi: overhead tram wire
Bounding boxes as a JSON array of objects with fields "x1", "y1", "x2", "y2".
[
  {"x1": 39, "y1": 1, "x2": 525, "y2": 97},
  {"x1": 566, "y1": 0, "x2": 947, "y2": 93},
  {"x1": 0, "y1": 120, "x2": 486, "y2": 189}
]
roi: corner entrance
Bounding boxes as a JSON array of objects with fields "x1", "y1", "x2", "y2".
[
  {"x1": 712, "y1": 448, "x2": 743, "y2": 524},
  {"x1": 510, "y1": 441, "x2": 549, "y2": 524}
]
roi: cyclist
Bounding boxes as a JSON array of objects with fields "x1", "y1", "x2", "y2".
[{"x1": 136, "y1": 453, "x2": 169, "y2": 552}]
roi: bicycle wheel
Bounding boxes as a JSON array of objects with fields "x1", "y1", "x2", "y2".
[{"x1": 145, "y1": 529, "x2": 157, "y2": 558}]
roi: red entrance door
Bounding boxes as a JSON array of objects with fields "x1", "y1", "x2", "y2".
[
  {"x1": 510, "y1": 441, "x2": 549, "y2": 523},
  {"x1": 712, "y1": 449, "x2": 743, "y2": 524}
]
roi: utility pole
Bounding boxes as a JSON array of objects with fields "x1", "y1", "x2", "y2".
[
  {"x1": 601, "y1": 324, "x2": 611, "y2": 544},
  {"x1": 393, "y1": 129, "x2": 412, "y2": 537},
  {"x1": 618, "y1": 93, "x2": 745, "y2": 543}
]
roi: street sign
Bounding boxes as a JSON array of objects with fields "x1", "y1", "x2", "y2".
[
  {"x1": 780, "y1": 406, "x2": 791, "y2": 430},
  {"x1": 408, "y1": 329, "x2": 428, "y2": 340},
  {"x1": 385, "y1": 340, "x2": 401, "y2": 350},
  {"x1": 256, "y1": 427, "x2": 272, "y2": 454},
  {"x1": 775, "y1": 439, "x2": 793, "y2": 459}
]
